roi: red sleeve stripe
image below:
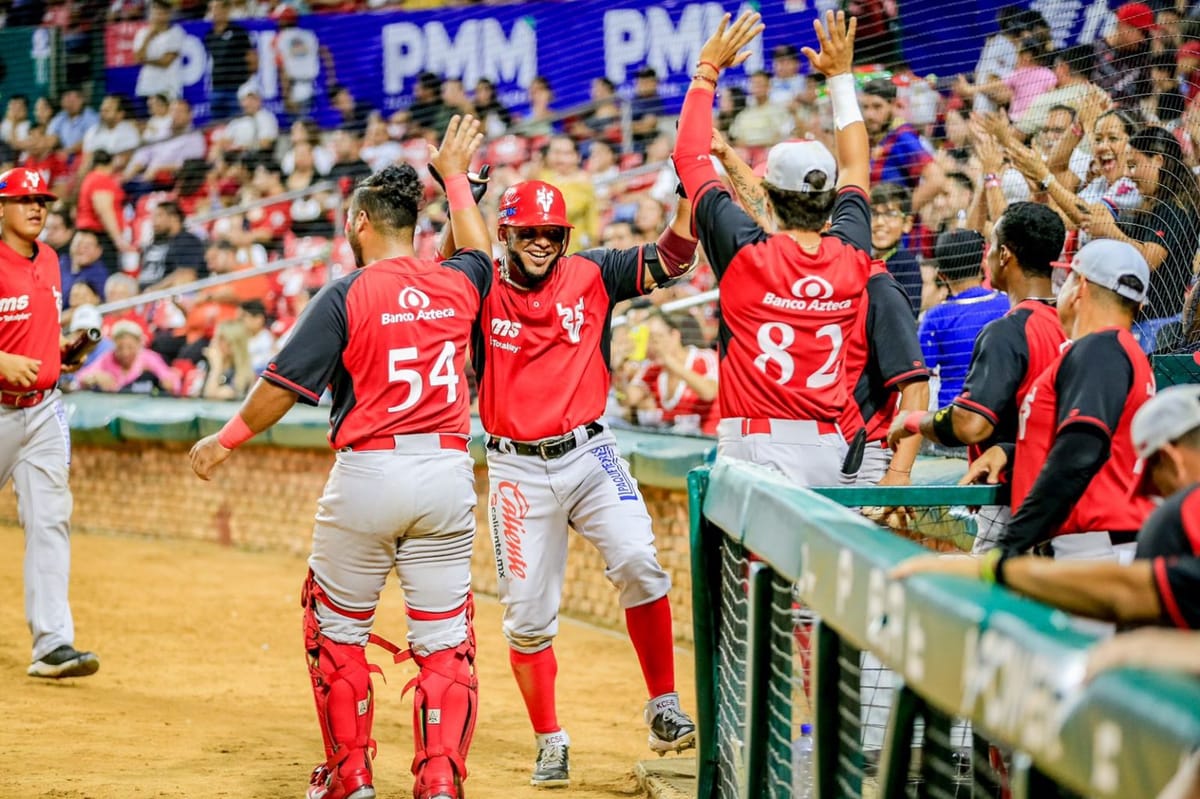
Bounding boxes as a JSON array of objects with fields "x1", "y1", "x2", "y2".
[
  {"x1": 952, "y1": 396, "x2": 1000, "y2": 425},
  {"x1": 406, "y1": 601, "x2": 467, "y2": 622},
  {"x1": 1180, "y1": 489, "x2": 1200, "y2": 556},
  {"x1": 635, "y1": 245, "x2": 647, "y2": 296},
  {"x1": 1056, "y1": 414, "x2": 1113, "y2": 438},
  {"x1": 1154, "y1": 557, "x2": 1191, "y2": 629},
  {"x1": 838, "y1": 185, "x2": 869, "y2": 199},
  {"x1": 883, "y1": 367, "x2": 930, "y2": 388},
  {"x1": 262, "y1": 370, "x2": 321, "y2": 403}
]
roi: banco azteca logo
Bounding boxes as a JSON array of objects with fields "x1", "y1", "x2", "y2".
[
  {"x1": 790, "y1": 275, "x2": 834, "y2": 300},
  {"x1": 398, "y1": 287, "x2": 431, "y2": 310}
]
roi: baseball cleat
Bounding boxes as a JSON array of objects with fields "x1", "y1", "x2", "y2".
[
  {"x1": 27, "y1": 645, "x2": 99, "y2": 679},
  {"x1": 645, "y1": 693, "x2": 697, "y2": 755},
  {"x1": 306, "y1": 764, "x2": 375, "y2": 799},
  {"x1": 530, "y1": 731, "x2": 570, "y2": 789}
]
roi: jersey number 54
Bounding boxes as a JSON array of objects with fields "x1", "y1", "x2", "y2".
[{"x1": 386, "y1": 342, "x2": 459, "y2": 413}]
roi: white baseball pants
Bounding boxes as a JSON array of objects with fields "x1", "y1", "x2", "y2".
[
  {"x1": 486, "y1": 426, "x2": 671, "y2": 654},
  {"x1": 0, "y1": 390, "x2": 76, "y2": 662},
  {"x1": 716, "y1": 418, "x2": 849, "y2": 487},
  {"x1": 307, "y1": 436, "x2": 477, "y2": 657}
]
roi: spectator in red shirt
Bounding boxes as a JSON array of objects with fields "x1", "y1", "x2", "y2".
[
  {"x1": 227, "y1": 156, "x2": 291, "y2": 254},
  {"x1": 627, "y1": 311, "x2": 720, "y2": 435},
  {"x1": 75, "y1": 149, "x2": 130, "y2": 273},
  {"x1": 21, "y1": 126, "x2": 70, "y2": 195}
]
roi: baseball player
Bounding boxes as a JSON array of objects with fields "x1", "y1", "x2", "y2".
[
  {"x1": 893, "y1": 383, "x2": 1200, "y2": 632},
  {"x1": 960, "y1": 239, "x2": 1156, "y2": 561},
  {"x1": 673, "y1": 10, "x2": 874, "y2": 486},
  {"x1": 442, "y1": 178, "x2": 700, "y2": 786},
  {"x1": 0, "y1": 167, "x2": 100, "y2": 679},
  {"x1": 888, "y1": 202, "x2": 1069, "y2": 550},
  {"x1": 190, "y1": 117, "x2": 490, "y2": 799},
  {"x1": 713, "y1": 141, "x2": 927, "y2": 485}
]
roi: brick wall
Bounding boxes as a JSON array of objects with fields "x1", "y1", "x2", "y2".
[{"x1": 0, "y1": 443, "x2": 695, "y2": 643}]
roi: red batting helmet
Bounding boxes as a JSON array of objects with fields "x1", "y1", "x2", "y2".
[
  {"x1": 497, "y1": 180, "x2": 573, "y2": 230},
  {"x1": 0, "y1": 168, "x2": 56, "y2": 201}
]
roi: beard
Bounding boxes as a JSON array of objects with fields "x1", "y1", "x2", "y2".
[{"x1": 504, "y1": 246, "x2": 558, "y2": 288}]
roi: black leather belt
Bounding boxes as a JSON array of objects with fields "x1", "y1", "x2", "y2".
[
  {"x1": 486, "y1": 422, "x2": 604, "y2": 460},
  {"x1": 1109, "y1": 530, "x2": 1138, "y2": 546}
]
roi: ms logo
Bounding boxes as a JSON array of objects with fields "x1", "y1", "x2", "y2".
[
  {"x1": 398, "y1": 287, "x2": 431, "y2": 310},
  {"x1": 491, "y1": 318, "x2": 522, "y2": 337},
  {"x1": 557, "y1": 298, "x2": 585, "y2": 344},
  {"x1": 536, "y1": 186, "x2": 554, "y2": 214},
  {"x1": 791, "y1": 275, "x2": 835, "y2": 300}
]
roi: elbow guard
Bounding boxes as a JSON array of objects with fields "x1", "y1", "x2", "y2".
[{"x1": 647, "y1": 227, "x2": 699, "y2": 286}]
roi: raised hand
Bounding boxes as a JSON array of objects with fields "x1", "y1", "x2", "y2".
[
  {"x1": 428, "y1": 114, "x2": 484, "y2": 178},
  {"x1": 698, "y1": 11, "x2": 764, "y2": 73},
  {"x1": 801, "y1": 9, "x2": 857, "y2": 77}
]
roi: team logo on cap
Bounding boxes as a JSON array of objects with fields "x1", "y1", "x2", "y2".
[
  {"x1": 536, "y1": 187, "x2": 554, "y2": 214},
  {"x1": 398, "y1": 287, "x2": 431, "y2": 310}
]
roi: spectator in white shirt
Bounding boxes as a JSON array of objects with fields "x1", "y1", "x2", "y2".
[
  {"x1": 970, "y1": 5, "x2": 1024, "y2": 113},
  {"x1": 133, "y1": 0, "x2": 185, "y2": 104},
  {"x1": 219, "y1": 83, "x2": 279, "y2": 153},
  {"x1": 82, "y1": 94, "x2": 142, "y2": 167},
  {"x1": 141, "y1": 94, "x2": 172, "y2": 143},
  {"x1": 0, "y1": 94, "x2": 31, "y2": 149},
  {"x1": 124, "y1": 99, "x2": 207, "y2": 193},
  {"x1": 360, "y1": 115, "x2": 403, "y2": 173},
  {"x1": 238, "y1": 299, "x2": 277, "y2": 373},
  {"x1": 769, "y1": 45, "x2": 816, "y2": 108}
]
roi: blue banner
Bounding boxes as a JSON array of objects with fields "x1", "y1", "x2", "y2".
[{"x1": 103, "y1": 0, "x2": 1118, "y2": 128}]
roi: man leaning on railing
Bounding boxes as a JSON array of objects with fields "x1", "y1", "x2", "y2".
[{"x1": 894, "y1": 384, "x2": 1200, "y2": 671}]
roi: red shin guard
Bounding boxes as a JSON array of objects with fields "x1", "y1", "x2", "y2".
[
  {"x1": 509, "y1": 647, "x2": 560, "y2": 734},
  {"x1": 303, "y1": 573, "x2": 379, "y2": 798},
  {"x1": 625, "y1": 596, "x2": 676, "y2": 698},
  {"x1": 406, "y1": 600, "x2": 478, "y2": 799}
]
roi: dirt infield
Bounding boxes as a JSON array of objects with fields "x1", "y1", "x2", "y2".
[{"x1": 0, "y1": 524, "x2": 696, "y2": 799}]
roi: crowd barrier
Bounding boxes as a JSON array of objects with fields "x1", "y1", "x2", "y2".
[{"x1": 689, "y1": 460, "x2": 1200, "y2": 799}]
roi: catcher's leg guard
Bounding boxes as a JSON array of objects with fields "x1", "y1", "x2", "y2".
[
  {"x1": 406, "y1": 599, "x2": 479, "y2": 799},
  {"x1": 303, "y1": 572, "x2": 379, "y2": 799}
]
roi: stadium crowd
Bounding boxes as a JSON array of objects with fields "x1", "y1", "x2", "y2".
[{"x1": 19, "y1": 0, "x2": 1200, "y2": 431}]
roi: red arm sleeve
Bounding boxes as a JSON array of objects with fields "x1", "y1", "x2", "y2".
[{"x1": 672, "y1": 86, "x2": 723, "y2": 207}]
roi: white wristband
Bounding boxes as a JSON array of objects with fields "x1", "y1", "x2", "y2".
[{"x1": 828, "y1": 72, "x2": 863, "y2": 131}]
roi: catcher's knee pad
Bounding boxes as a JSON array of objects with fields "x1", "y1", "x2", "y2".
[
  {"x1": 406, "y1": 599, "x2": 478, "y2": 798},
  {"x1": 303, "y1": 571, "x2": 380, "y2": 792},
  {"x1": 608, "y1": 553, "x2": 672, "y2": 609}
]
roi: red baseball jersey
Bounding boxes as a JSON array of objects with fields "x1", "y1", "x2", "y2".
[
  {"x1": 0, "y1": 240, "x2": 64, "y2": 392},
  {"x1": 952, "y1": 298, "x2": 1067, "y2": 457},
  {"x1": 631, "y1": 346, "x2": 721, "y2": 434},
  {"x1": 474, "y1": 247, "x2": 649, "y2": 440},
  {"x1": 1136, "y1": 484, "x2": 1200, "y2": 630},
  {"x1": 1011, "y1": 327, "x2": 1156, "y2": 535},
  {"x1": 692, "y1": 185, "x2": 873, "y2": 423},
  {"x1": 263, "y1": 249, "x2": 491, "y2": 448},
  {"x1": 840, "y1": 264, "x2": 928, "y2": 443}
]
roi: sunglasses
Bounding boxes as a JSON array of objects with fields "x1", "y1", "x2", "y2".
[{"x1": 515, "y1": 227, "x2": 567, "y2": 244}]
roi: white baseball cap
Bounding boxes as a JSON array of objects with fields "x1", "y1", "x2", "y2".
[
  {"x1": 69, "y1": 304, "x2": 103, "y2": 333},
  {"x1": 762, "y1": 139, "x2": 838, "y2": 194},
  {"x1": 1072, "y1": 239, "x2": 1150, "y2": 304},
  {"x1": 1131, "y1": 384, "x2": 1200, "y2": 496}
]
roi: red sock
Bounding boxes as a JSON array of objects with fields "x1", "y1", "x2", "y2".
[
  {"x1": 625, "y1": 596, "x2": 675, "y2": 698},
  {"x1": 509, "y1": 647, "x2": 560, "y2": 734}
]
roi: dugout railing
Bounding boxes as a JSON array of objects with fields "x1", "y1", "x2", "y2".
[{"x1": 689, "y1": 459, "x2": 1200, "y2": 799}]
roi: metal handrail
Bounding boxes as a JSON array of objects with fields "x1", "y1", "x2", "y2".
[
  {"x1": 186, "y1": 180, "x2": 341, "y2": 225},
  {"x1": 94, "y1": 252, "x2": 337, "y2": 315}
]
